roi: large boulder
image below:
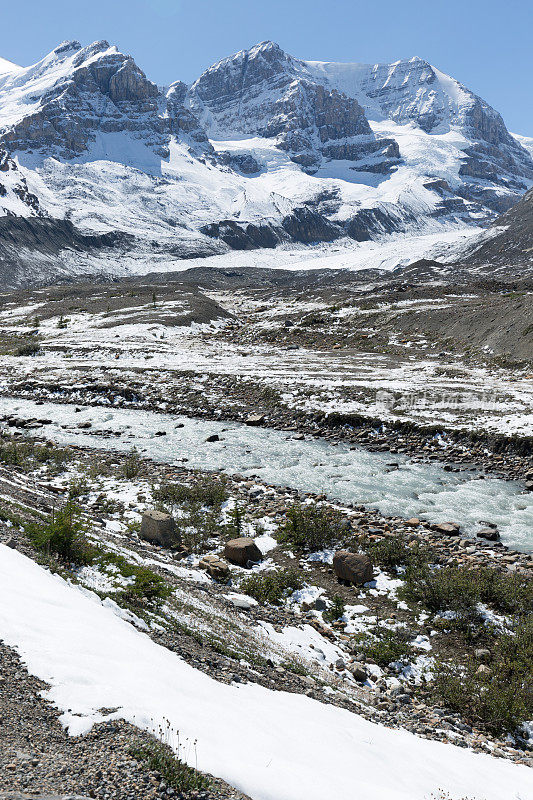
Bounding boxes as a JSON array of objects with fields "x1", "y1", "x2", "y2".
[
  {"x1": 333, "y1": 551, "x2": 373, "y2": 585},
  {"x1": 140, "y1": 510, "x2": 180, "y2": 547},
  {"x1": 224, "y1": 537, "x2": 262, "y2": 567},
  {"x1": 349, "y1": 662, "x2": 368, "y2": 682},
  {"x1": 477, "y1": 528, "x2": 500, "y2": 542},
  {"x1": 432, "y1": 522, "x2": 460, "y2": 536},
  {"x1": 245, "y1": 413, "x2": 265, "y2": 426},
  {"x1": 199, "y1": 554, "x2": 230, "y2": 582}
]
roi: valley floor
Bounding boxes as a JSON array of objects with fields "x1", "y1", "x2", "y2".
[
  {"x1": 0, "y1": 270, "x2": 531, "y2": 438},
  {"x1": 0, "y1": 268, "x2": 531, "y2": 799}
]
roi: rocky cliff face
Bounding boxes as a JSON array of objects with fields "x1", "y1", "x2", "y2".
[
  {"x1": 188, "y1": 41, "x2": 399, "y2": 173},
  {"x1": 0, "y1": 148, "x2": 40, "y2": 216},
  {"x1": 0, "y1": 39, "x2": 531, "y2": 283},
  {"x1": 0, "y1": 41, "x2": 212, "y2": 162},
  {"x1": 0, "y1": 42, "x2": 158, "y2": 157}
]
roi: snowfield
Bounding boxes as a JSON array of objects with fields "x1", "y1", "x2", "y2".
[{"x1": 0, "y1": 544, "x2": 531, "y2": 800}]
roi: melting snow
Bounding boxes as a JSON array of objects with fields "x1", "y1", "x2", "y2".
[{"x1": 0, "y1": 546, "x2": 530, "y2": 800}]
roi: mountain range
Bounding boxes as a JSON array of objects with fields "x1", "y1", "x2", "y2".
[{"x1": 0, "y1": 39, "x2": 531, "y2": 285}]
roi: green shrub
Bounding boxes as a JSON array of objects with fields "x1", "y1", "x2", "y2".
[
  {"x1": 93, "y1": 494, "x2": 124, "y2": 515},
  {"x1": 0, "y1": 440, "x2": 69, "y2": 472},
  {"x1": 401, "y1": 560, "x2": 533, "y2": 625},
  {"x1": 476, "y1": 568, "x2": 533, "y2": 616},
  {"x1": 434, "y1": 618, "x2": 533, "y2": 733},
  {"x1": 26, "y1": 502, "x2": 96, "y2": 565},
  {"x1": 118, "y1": 567, "x2": 171, "y2": 607},
  {"x1": 282, "y1": 659, "x2": 309, "y2": 676},
  {"x1": 122, "y1": 448, "x2": 142, "y2": 479},
  {"x1": 33, "y1": 443, "x2": 70, "y2": 470},
  {"x1": 182, "y1": 508, "x2": 220, "y2": 554},
  {"x1": 358, "y1": 627, "x2": 413, "y2": 668},
  {"x1": 129, "y1": 730, "x2": 209, "y2": 793},
  {"x1": 153, "y1": 477, "x2": 228, "y2": 509},
  {"x1": 68, "y1": 475, "x2": 91, "y2": 499},
  {"x1": 366, "y1": 536, "x2": 412, "y2": 572},
  {"x1": 157, "y1": 503, "x2": 221, "y2": 555},
  {"x1": 153, "y1": 479, "x2": 228, "y2": 554},
  {"x1": 100, "y1": 553, "x2": 171, "y2": 608},
  {"x1": 0, "y1": 505, "x2": 26, "y2": 529},
  {"x1": 225, "y1": 503, "x2": 244, "y2": 539},
  {"x1": 240, "y1": 568, "x2": 303, "y2": 606},
  {"x1": 0, "y1": 442, "x2": 26, "y2": 467},
  {"x1": 323, "y1": 595, "x2": 346, "y2": 624},
  {"x1": 400, "y1": 564, "x2": 480, "y2": 614},
  {"x1": 278, "y1": 505, "x2": 348, "y2": 551},
  {"x1": 16, "y1": 340, "x2": 40, "y2": 356}
]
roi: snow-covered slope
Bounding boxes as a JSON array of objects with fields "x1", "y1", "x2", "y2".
[
  {"x1": 513, "y1": 132, "x2": 533, "y2": 160},
  {"x1": 189, "y1": 43, "x2": 532, "y2": 212},
  {"x1": 305, "y1": 56, "x2": 533, "y2": 211},
  {"x1": 1, "y1": 544, "x2": 532, "y2": 800},
  {"x1": 0, "y1": 56, "x2": 21, "y2": 76},
  {"x1": 0, "y1": 39, "x2": 531, "y2": 285}
]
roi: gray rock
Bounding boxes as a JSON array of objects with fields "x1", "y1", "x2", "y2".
[
  {"x1": 314, "y1": 596, "x2": 328, "y2": 612},
  {"x1": 227, "y1": 594, "x2": 255, "y2": 610},
  {"x1": 477, "y1": 528, "x2": 500, "y2": 541},
  {"x1": 432, "y1": 522, "x2": 461, "y2": 535},
  {"x1": 350, "y1": 662, "x2": 368, "y2": 682},
  {"x1": 245, "y1": 413, "x2": 265, "y2": 426},
  {"x1": 140, "y1": 510, "x2": 180, "y2": 547},
  {"x1": 218, "y1": 151, "x2": 261, "y2": 174}
]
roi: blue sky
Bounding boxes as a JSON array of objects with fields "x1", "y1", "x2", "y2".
[{"x1": 2, "y1": 0, "x2": 531, "y2": 134}]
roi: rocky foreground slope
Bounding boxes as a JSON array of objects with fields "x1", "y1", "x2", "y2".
[
  {"x1": 0, "y1": 431, "x2": 531, "y2": 799},
  {"x1": 0, "y1": 40, "x2": 531, "y2": 285},
  {"x1": 457, "y1": 186, "x2": 533, "y2": 271}
]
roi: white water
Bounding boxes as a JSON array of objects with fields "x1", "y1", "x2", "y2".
[{"x1": 2, "y1": 397, "x2": 532, "y2": 552}]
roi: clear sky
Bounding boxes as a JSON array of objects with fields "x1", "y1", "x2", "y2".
[{"x1": 2, "y1": 0, "x2": 531, "y2": 135}]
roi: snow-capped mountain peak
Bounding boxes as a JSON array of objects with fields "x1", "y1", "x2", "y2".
[
  {"x1": 0, "y1": 56, "x2": 22, "y2": 76},
  {"x1": 0, "y1": 38, "x2": 531, "y2": 286},
  {"x1": 187, "y1": 41, "x2": 399, "y2": 173}
]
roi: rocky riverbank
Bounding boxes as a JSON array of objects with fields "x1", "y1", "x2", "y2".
[{"x1": 2, "y1": 376, "x2": 532, "y2": 484}]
